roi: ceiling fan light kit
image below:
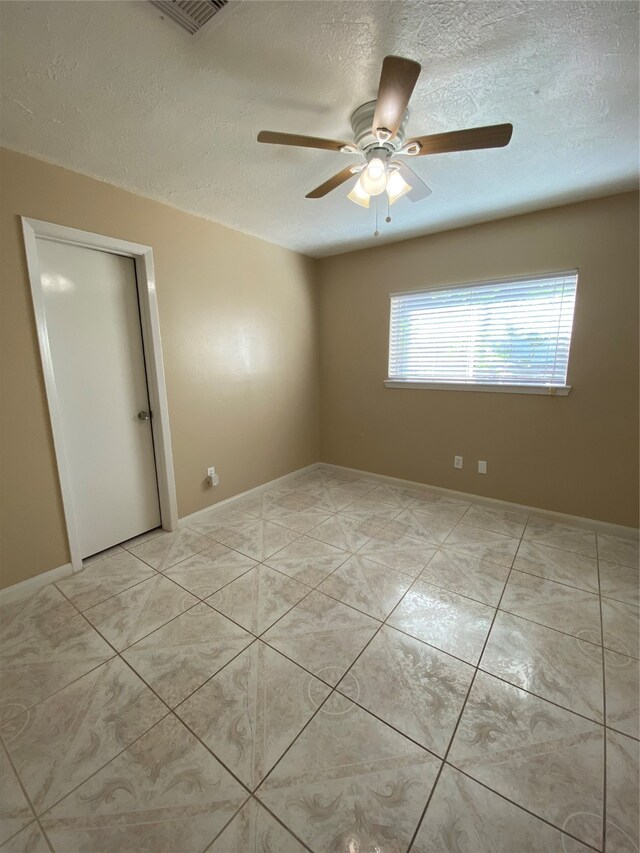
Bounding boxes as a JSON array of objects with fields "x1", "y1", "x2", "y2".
[{"x1": 257, "y1": 55, "x2": 513, "y2": 234}]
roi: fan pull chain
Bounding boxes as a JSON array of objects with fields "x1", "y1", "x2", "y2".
[
  {"x1": 386, "y1": 193, "x2": 391, "y2": 224},
  {"x1": 374, "y1": 196, "x2": 379, "y2": 237}
]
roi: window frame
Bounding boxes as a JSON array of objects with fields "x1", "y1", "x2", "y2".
[{"x1": 385, "y1": 270, "x2": 577, "y2": 396}]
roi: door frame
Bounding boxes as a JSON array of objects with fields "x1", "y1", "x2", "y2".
[{"x1": 21, "y1": 217, "x2": 179, "y2": 572}]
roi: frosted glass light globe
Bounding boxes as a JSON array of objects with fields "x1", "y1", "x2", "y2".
[{"x1": 360, "y1": 158, "x2": 388, "y2": 196}]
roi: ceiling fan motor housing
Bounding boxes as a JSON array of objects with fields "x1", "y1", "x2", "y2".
[{"x1": 351, "y1": 100, "x2": 408, "y2": 152}]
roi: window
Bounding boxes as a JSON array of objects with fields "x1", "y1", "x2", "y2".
[{"x1": 386, "y1": 271, "x2": 577, "y2": 395}]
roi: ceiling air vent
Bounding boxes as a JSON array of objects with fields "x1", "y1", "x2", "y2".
[{"x1": 150, "y1": 0, "x2": 228, "y2": 34}]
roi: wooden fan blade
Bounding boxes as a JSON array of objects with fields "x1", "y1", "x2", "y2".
[
  {"x1": 257, "y1": 131, "x2": 349, "y2": 152},
  {"x1": 372, "y1": 56, "x2": 421, "y2": 140},
  {"x1": 306, "y1": 166, "x2": 357, "y2": 199},
  {"x1": 408, "y1": 123, "x2": 513, "y2": 156},
  {"x1": 395, "y1": 162, "x2": 432, "y2": 202}
]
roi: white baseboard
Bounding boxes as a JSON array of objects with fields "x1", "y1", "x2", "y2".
[
  {"x1": 322, "y1": 463, "x2": 639, "y2": 540},
  {"x1": 0, "y1": 562, "x2": 74, "y2": 605},
  {"x1": 179, "y1": 463, "x2": 322, "y2": 528}
]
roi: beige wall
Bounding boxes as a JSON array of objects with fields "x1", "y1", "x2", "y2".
[
  {"x1": 0, "y1": 147, "x2": 319, "y2": 589},
  {"x1": 318, "y1": 192, "x2": 639, "y2": 528}
]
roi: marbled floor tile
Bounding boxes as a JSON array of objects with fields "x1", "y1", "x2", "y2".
[
  {"x1": 210, "y1": 798, "x2": 307, "y2": 852},
  {"x1": 302, "y1": 484, "x2": 363, "y2": 512},
  {"x1": 261, "y1": 590, "x2": 379, "y2": 686},
  {"x1": 0, "y1": 657, "x2": 166, "y2": 814},
  {"x1": 338, "y1": 625, "x2": 473, "y2": 756},
  {"x1": 599, "y1": 560, "x2": 640, "y2": 606},
  {"x1": 500, "y1": 570, "x2": 602, "y2": 642},
  {"x1": 0, "y1": 747, "x2": 32, "y2": 845},
  {"x1": 207, "y1": 565, "x2": 308, "y2": 635},
  {"x1": 606, "y1": 729, "x2": 639, "y2": 853},
  {"x1": 318, "y1": 555, "x2": 411, "y2": 620},
  {"x1": 122, "y1": 603, "x2": 253, "y2": 707},
  {"x1": 513, "y1": 540, "x2": 599, "y2": 593},
  {"x1": 448, "y1": 671, "x2": 604, "y2": 849},
  {"x1": 404, "y1": 499, "x2": 470, "y2": 527},
  {"x1": 0, "y1": 614, "x2": 113, "y2": 724},
  {"x1": 310, "y1": 514, "x2": 383, "y2": 553},
  {"x1": 340, "y1": 497, "x2": 403, "y2": 524},
  {"x1": 409, "y1": 489, "x2": 470, "y2": 507},
  {"x1": 163, "y1": 543, "x2": 256, "y2": 599},
  {"x1": 201, "y1": 516, "x2": 299, "y2": 562},
  {"x1": 419, "y1": 548, "x2": 509, "y2": 606},
  {"x1": 480, "y1": 612, "x2": 604, "y2": 722},
  {"x1": 462, "y1": 504, "x2": 528, "y2": 538},
  {"x1": 55, "y1": 549, "x2": 155, "y2": 611},
  {"x1": 356, "y1": 528, "x2": 437, "y2": 579},
  {"x1": 263, "y1": 506, "x2": 332, "y2": 534},
  {"x1": 390, "y1": 509, "x2": 457, "y2": 545},
  {"x1": 443, "y1": 524, "x2": 520, "y2": 568},
  {"x1": 0, "y1": 585, "x2": 77, "y2": 653},
  {"x1": 187, "y1": 506, "x2": 253, "y2": 538},
  {"x1": 321, "y1": 477, "x2": 378, "y2": 497},
  {"x1": 601, "y1": 597, "x2": 640, "y2": 659},
  {"x1": 412, "y1": 765, "x2": 591, "y2": 853},
  {"x1": 40, "y1": 715, "x2": 248, "y2": 853},
  {"x1": 387, "y1": 580, "x2": 494, "y2": 665},
  {"x1": 128, "y1": 527, "x2": 212, "y2": 571},
  {"x1": 366, "y1": 483, "x2": 424, "y2": 508},
  {"x1": 597, "y1": 533, "x2": 640, "y2": 569},
  {"x1": 263, "y1": 535, "x2": 348, "y2": 587},
  {"x1": 0, "y1": 822, "x2": 49, "y2": 853},
  {"x1": 177, "y1": 642, "x2": 329, "y2": 790},
  {"x1": 605, "y1": 648, "x2": 640, "y2": 739},
  {"x1": 237, "y1": 488, "x2": 317, "y2": 518},
  {"x1": 292, "y1": 468, "x2": 358, "y2": 490},
  {"x1": 523, "y1": 517, "x2": 597, "y2": 558},
  {"x1": 84, "y1": 574, "x2": 198, "y2": 652},
  {"x1": 257, "y1": 692, "x2": 440, "y2": 853}
]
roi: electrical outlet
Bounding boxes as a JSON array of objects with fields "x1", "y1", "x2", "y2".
[
  {"x1": 454, "y1": 456, "x2": 463, "y2": 469},
  {"x1": 207, "y1": 466, "x2": 219, "y2": 487},
  {"x1": 478, "y1": 460, "x2": 487, "y2": 474}
]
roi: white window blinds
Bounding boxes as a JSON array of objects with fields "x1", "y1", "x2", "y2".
[{"x1": 388, "y1": 271, "x2": 578, "y2": 388}]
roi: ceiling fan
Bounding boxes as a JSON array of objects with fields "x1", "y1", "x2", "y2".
[{"x1": 257, "y1": 55, "x2": 513, "y2": 213}]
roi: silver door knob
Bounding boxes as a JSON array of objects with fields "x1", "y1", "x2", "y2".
[{"x1": 137, "y1": 411, "x2": 150, "y2": 421}]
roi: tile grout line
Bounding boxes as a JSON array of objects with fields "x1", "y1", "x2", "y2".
[
  {"x1": 596, "y1": 534, "x2": 608, "y2": 853},
  {"x1": 2, "y1": 591, "x2": 180, "y2": 826},
  {"x1": 31, "y1": 584, "x2": 265, "y2": 839},
  {"x1": 0, "y1": 736, "x2": 54, "y2": 853},
  {"x1": 197, "y1": 796, "x2": 249, "y2": 853},
  {"x1": 8, "y1": 542, "x2": 373, "y2": 736},
  {"x1": 430, "y1": 520, "x2": 611, "y2": 853},
  {"x1": 203, "y1": 794, "x2": 314, "y2": 852},
  {"x1": 449, "y1": 764, "x2": 604, "y2": 853},
  {"x1": 169, "y1": 703, "x2": 256, "y2": 794},
  {"x1": 406, "y1": 526, "x2": 526, "y2": 851},
  {"x1": 54, "y1": 563, "x2": 163, "y2": 615},
  {"x1": 57, "y1": 537, "x2": 391, "y2": 839},
  {"x1": 245, "y1": 794, "x2": 315, "y2": 853},
  {"x1": 31, "y1": 707, "x2": 174, "y2": 828}
]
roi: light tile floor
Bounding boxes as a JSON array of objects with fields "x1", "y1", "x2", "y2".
[{"x1": 0, "y1": 465, "x2": 638, "y2": 853}]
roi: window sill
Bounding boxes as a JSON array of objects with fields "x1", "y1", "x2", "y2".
[{"x1": 384, "y1": 380, "x2": 571, "y2": 396}]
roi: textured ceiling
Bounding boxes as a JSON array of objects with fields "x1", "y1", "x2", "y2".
[{"x1": 1, "y1": 0, "x2": 638, "y2": 257}]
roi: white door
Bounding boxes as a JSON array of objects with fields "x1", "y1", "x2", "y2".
[{"x1": 38, "y1": 239, "x2": 161, "y2": 558}]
